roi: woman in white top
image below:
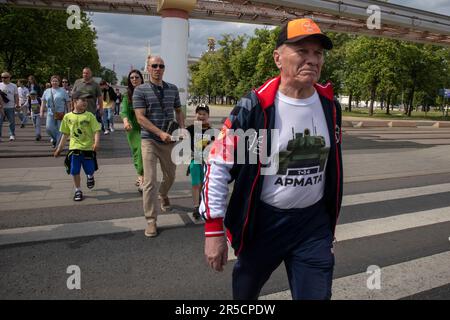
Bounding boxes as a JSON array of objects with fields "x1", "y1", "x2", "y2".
[{"x1": 40, "y1": 75, "x2": 70, "y2": 148}]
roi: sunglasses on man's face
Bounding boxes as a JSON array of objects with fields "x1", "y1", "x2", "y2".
[{"x1": 151, "y1": 64, "x2": 165, "y2": 69}]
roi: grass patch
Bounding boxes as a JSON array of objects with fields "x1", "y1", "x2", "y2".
[{"x1": 343, "y1": 108, "x2": 450, "y2": 121}]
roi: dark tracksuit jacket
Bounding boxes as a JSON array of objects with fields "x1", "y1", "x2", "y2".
[{"x1": 200, "y1": 76, "x2": 343, "y2": 256}]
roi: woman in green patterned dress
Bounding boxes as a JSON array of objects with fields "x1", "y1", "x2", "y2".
[{"x1": 120, "y1": 70, "x2": 144, "y2": 192}]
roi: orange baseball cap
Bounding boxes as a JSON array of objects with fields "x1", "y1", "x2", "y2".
[{"x1": 276, "y1": 18, "x2": 333, "y2": 50}]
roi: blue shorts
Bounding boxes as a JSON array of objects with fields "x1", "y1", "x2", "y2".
[{"x1": 69, "y1": 152, "x2": 95, "y2": 176}]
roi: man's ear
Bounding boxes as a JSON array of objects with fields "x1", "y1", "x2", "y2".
[{"x1": 273, "y1": 49, "x2": 282, "y2": 70}]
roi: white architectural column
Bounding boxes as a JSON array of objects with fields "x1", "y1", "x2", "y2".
[{"x1": 158, "y1": 0, "x2": 196, "y2": 113}]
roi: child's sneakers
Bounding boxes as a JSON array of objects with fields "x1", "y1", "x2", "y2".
[
  {"x1": 87, "y1": 176, "x2": 95, "y2": 189},
  {"x1": 73, "y1": 190, "x2": 83, "y2": 201}
]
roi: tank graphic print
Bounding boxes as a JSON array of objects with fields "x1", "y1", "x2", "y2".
[{"x1": 276, "y1": 127, "x2": 329, "y2": 176}]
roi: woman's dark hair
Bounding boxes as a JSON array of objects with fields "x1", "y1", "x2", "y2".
[{"x1": 127, "y1": 69, "x2": 144, "y2": 105}]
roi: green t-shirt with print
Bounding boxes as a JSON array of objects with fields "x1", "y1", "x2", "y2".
[{"x1": 60, "y1": 111, "x2": 101, "y2": 151}]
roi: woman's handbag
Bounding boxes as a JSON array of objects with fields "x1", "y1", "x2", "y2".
[
  {"x1": 54, "y1": 112, "x2": 65, "y2": 120},
  {"x1": 51, "y1": 89, "x2": 65, "y2": 120},
  {"x1": 0, "y1": 91, "x2": 9, "y2": 103}
]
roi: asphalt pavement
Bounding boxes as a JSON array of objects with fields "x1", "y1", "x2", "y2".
[{"x1": 1, "y1": 105, "x2": 450, "y2": 300}]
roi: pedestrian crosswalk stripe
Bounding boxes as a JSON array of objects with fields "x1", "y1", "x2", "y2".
[
  {"x1": 1, "y1": 202, "x2": 450, "y2": 248},
  {"x1": 259, "y1": 251, "x2": 450, "y2": 300},
  {"x1": 226, "y1": 206, "x2": 450, "y2": 261},
  {"x1": 2, "y1": 182, "x2": 450, "y2": 248},
  {"x1": 0, "y1": 214, "x2": 185, "y2": 246},
  {"x1": 335, "y1": 206, "x2": 450, "y2": 242},
  {"x1": 343, "y1": 182, "x2": 450, "y2": 206}
]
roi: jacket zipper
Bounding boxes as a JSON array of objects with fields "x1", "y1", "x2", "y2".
[
  {"x1": 236, "y1": 105, "x2": 267, "y2": 256},
  {"x1": 332, "y1": 102, "x2": 340, "y2": 235}
]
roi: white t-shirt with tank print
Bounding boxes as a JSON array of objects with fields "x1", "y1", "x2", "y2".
[{"x1": 260, "y1": 89, "x2": 331, "y2": 209}]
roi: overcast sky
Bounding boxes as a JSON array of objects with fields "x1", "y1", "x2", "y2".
[{"x1": 89, "y1": 0, "x2": 450, "y2": 80}]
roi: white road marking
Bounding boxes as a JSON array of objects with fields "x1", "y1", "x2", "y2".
[{"x1": 260, "y1": 251, "x2": 450, "y2": 300}]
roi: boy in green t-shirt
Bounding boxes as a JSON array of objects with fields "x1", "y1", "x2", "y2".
[{"x1": 54, "y1": 91, "x2": 101, "y2": 201}]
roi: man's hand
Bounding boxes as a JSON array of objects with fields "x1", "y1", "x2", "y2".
[
  {"x1": 93, "y1": 143, "x2": 99, "y2": 152},
  {"x1": 159, "y1": 131, "x2": 172, "y2": 143},
  {"x1": 53, "y1": 148, "x2": 62, "y2": 158},
  {"x1": 205, "y1": 236, "x2": 228, "y2": 272},
  {"x1": 123, "y1": 119, "x2": 132, "y2": 131}
]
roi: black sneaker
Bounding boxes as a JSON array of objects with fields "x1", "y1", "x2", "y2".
[
  {"x1": 36, "y1": 135, "x2": 41, "y2": 141},
  {"x1": 87, "y1": 176, "x2": 95, "y2": 189},
  {"x1": 73, "y1": 190, "x2": 83, "y2": 201}
]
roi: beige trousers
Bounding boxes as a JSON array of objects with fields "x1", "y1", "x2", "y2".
[{"x1": 141, "y1": 139, "x2": 176, "y2": 223}]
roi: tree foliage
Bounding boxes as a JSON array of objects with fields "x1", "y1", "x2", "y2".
[
  {"x1": 0, "y1": 6, "x2": 101, "y2": 85},
  {"x1": 99, "y1": 66, "x2": 118, "y2": 85},
  {"x1": 189, "y1": 28, "x2": 450, "y2": 117}
]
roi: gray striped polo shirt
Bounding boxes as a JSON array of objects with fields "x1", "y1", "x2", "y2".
[{"x1": 133, "y1": 81, "x2": 181, "y2": 142}]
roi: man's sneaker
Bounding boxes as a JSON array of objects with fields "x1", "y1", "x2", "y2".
[
  {"x1": 87, "y1": 176, "x2": 95, "y2": 189},
  {"x1": 73, "y1": 190, "x2": 83, "y2": 201},
  {"x1": 104, "y1": 130, "x2": 110, "y2": 135},
  {"x1": 9, "y1": 135, "x2": 15, "y2": 141},
  {"x1": 144, "y1": 221, "x2": 158, "y2": 237},
  {"x1": 159, "y1": 196, "x2": 171, "y2": 212},
  {"x1": 36, "y1": 135, "x2": 41, "y2": 141},
  {"x1": 20, "y1": 124, "x2": 25, "y2": 128},
  {"x1": 110, "y1": 127, "x2": 115, "y2": 132}
]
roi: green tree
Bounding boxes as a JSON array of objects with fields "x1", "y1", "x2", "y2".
[
  {"x1": 120, "y1": 76, "x2": 128, "y2": 86},
  {"x1": 344, "y1": 37, "x2": 400, "y2": 116},
  {"x1": 0, "y1": 7, "x2": 100, "y2": 85},
  {"x1": 189, "y1": 51, "x2": 223, "y2": 103},
  {"x1": 99, "y1": 66, "x2": 118, "y2": 84},
  {"x1": 217, "y1": 34, "x2": 246, "y2": 103},
  {"x1": 231, "y1": 28, "x2": 277, "y2": 97},
  {"x1": 320, "y1": 32, "x2": 354, "y2": 97}
]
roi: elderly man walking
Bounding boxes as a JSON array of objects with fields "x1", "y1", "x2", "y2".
[
  {"x1": 201, "y1": 18, "x2": 343, "y2": 300},
  {"x1": 72, "y1": 67, "x2": 103, "y2": 117}
]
